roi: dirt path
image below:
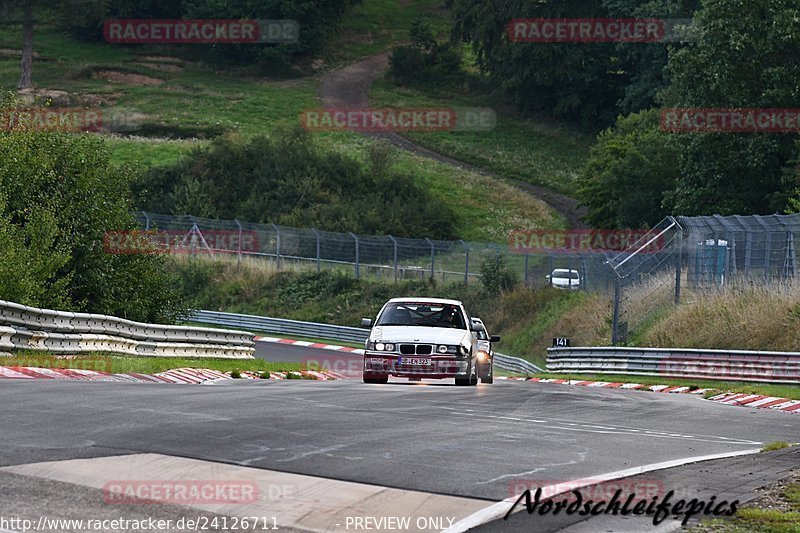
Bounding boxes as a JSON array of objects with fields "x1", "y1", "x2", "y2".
[{"x1": 318, "y1": 53, "x2": 588, "y2": 229}]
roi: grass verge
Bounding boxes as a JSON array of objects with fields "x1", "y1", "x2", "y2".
[
  {"x1": 0, "y1": 352, "x2": 303, "y2": 375},
  {"x1": 762, "y1": 442, "x2": 792, "y2": 453},
  {"x1": 689, "y1": 471, "x2": 800, "y2": 533}
]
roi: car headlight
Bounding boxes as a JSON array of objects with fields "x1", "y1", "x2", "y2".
[
  {"x1": 373, "y1": 342, "x2": 394, "y2": 351},
  {"x1": 437, "y1": 345, "x2": 458, "y2": 354},
  {"x1": 437, "y1": 345, "x2": 448, "y2": 354},
  {"x1": 477, "y1": 351, "x2": 489, "y2": 362}
]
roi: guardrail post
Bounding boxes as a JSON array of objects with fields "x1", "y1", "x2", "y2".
[
  {"x1": 312, "y1": 229, "x2": 321, "y2": 273},
  {"x1": 388, "y1": 235, "x2": 398, "y2": 283},
  {"x1": 349, "y1": 232, "x2": 360, "y2": 279},
  {"x1": 425, "y1": 238, "x2": 435, "y2": 279},
  {"x1": 459, "y1": 240, "x2": 469, "y2": 285},
  {"x1": 142, "y1": 211, "x2": 150, "y2": 230},
  {"x1": 235, "y1": 219, "x2": 243, "y2": 266}
]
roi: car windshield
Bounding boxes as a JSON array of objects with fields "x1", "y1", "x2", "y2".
[
  {"x1": 553, "y1": 270, "x2": 580, "y2": 279},
  {"x1": 376, "y1": 303, "x2": 466, "y2": 329}
]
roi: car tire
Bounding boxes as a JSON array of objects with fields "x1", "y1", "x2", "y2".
[
  {"x1": 455, "y1": 358, "x2": 474, "y2": 386},
  {"x1": 480, "y1": 365, "x2": 493, "y2": 384},
  {"x1": 363, "y1": 376, "x2": 388, "y2": 384}
]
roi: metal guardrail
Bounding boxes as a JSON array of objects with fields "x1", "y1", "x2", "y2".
[
  {"x1": 191, "y1": 310, "x2": 369, "y2": 344},
  {"x1": 0, "y1": 300, "x2": 255, "y2": 359},
  {"x1": 494, "y1": 352, "x2": 544, "y2": 374},
  {"x1": 547, "y1": 346, "x2": 800, "y2": 384},
  {"x1": 191, "y1": 309, "x2": 544, "y2": 374}
]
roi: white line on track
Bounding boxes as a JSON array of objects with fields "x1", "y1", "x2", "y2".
[{"x1": 442, "y1": 448, "x2": 762, "y2": 533}]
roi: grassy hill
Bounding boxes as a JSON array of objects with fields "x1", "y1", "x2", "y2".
[{"x1": 0, "y1": 1, "x2": 587, "y2": 241}]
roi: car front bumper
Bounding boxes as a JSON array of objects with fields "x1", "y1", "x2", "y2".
[{"x1": 362, "y1": 353, "x2": 470, "y2": 378}]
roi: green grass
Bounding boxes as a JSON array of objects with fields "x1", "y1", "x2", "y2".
[
  {"x1": 369, "y1": 78, "x2": 594, "y2": 195},
  {"x1": 691, "y1": 481, "x2": 800, "y2": 532},
  {"x1": 762, "y1": 442, "x2": 792, "y2": 453},
  {"x1": 532, "y1": 372, "x2": 800, "y2": 400},
  {"x1": 328, "y1": 0, "x2": 450, "y2": 62},
  {"x1": 0, "y1": 23, "x2": 563, "y2": 240},
  {"x1": 1, "y1": 352, "x2": 302, "y2": 374}
]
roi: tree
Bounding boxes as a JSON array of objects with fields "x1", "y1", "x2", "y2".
[
  {"x1": 661, "y1": 0, "x2": 800, "y2": 215},
  {"x1": 577, "y1": 109, "x2": 679, "y2": 228},
  {"x1": 0, "y1": 125, "x2": 184, "y2": 322}
]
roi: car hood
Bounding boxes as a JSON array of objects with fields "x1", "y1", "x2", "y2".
[{"x1": 370, "y1": 325, "x2": 470, "y2": 345}]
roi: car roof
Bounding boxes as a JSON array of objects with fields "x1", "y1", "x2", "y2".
[{"x1": 386, "y1": 297, "x2": 463, "y2": 306}]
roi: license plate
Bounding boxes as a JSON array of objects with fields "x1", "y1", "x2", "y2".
[{"x1": 405, "y1": 358, "x2": 431, "y2": 365}]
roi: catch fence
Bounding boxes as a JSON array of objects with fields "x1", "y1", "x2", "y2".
[{"x1": 135, "y1": 212, "x2": 800, "y2": 345}]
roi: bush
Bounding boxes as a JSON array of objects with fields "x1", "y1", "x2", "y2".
[
  {"x1": 479, "y1": 254, "x2": 518, "y2": 295},
  {"x1": 389, "y1": 16, "x2": 463, "y2": 87},
  {"x1": 134, "y1": 128, "x2": 458, "y2": 239},
  {"x1": 0, "y1": 126, "x2": 184, "y2": 323}
]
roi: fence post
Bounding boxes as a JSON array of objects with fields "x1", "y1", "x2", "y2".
[
  {"x1": 460, "y1": 240, "x2": 469, "y2": 285},
  {"x1": 524, "y1": 253, "x2": 529, "y2": 283},
  {"x1": 271, "y1": 224, "x2": 281, "y2": 269},
  {"x1": 675, "y1": 230, "x2": 682, "y2": 305},
  {"x1": 425, "y1": 238, "x2": 435, "y2": 279},
  {"x1": 611, "y1": 277, "x2": 621, "y2": 345},
  {"x1": 235, "y1": 219, "x2": 243, "y2": 266},
  {"x1": 349, "y1": 232, "x2": 360, "y2": 279},
  {"x1": 389, "y1": 235, "x2": 398, "y2": 283},
  {"x1": 142, "y1": 211, "x2": 150, "y2": 230},
  {"x1": 312, "y1": 229, "x2": 321, "y2": 273}
]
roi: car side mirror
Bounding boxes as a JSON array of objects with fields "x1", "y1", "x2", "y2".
[
  {"x1": 545, "y1": 275, "x2": 551, "y2": 280},
  {"x1": 490, "y1": 335, "x2": 501, "y2": 343},
  {"x1": 360, "y1": 318, "x2": 373, "y2": 328}
]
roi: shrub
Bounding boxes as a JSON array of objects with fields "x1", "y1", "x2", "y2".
[
  {"x1": 479, "y1": 254, "x2": 518, "y2": 295},
  {"x1": 0, "y1": 126, "x2": 184, "y2": 322},
  {"x1": 389, "y1": 16, "x2": 463, "y2": 87},
  {"x1": 135, "y1": 128, "x2": 458, "y2": 239}
]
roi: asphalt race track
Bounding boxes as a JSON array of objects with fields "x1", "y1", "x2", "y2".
[
  {"x1": 0, "y1": 362, "x2": 798, "y2": 532},
  {"x1": 253, "y1": 340, "x2": 360, "y2": 363}
]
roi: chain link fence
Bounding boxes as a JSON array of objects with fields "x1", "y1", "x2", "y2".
[
  {"x1": 135, "y1": 212, "x2": 800, "y2": 345},
  {"x1": 135, "y1": 212, "x2": 621, "y2": 290},
  {"x1": 607, "y1": 214, "x2": 800, "y2": 345}
]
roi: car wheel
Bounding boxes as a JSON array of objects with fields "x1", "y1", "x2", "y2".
[
  {"x1": 455, "y1": 358, "x2": 474, "y2": 386},
  {"x1": 480, "y1": 364, "x2": 493, "y2": 384},
  {"x1": 363, "y1": 376, "x2": 388, "y2": 384}
]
